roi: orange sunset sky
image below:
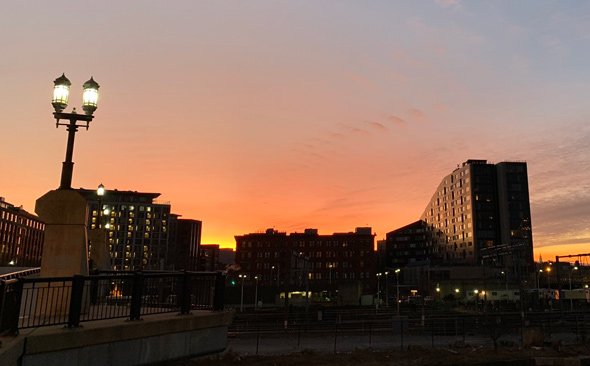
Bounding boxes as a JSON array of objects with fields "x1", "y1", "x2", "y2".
[{"x1": 1, "y1": 1, "x2": 589, "y2": 261}]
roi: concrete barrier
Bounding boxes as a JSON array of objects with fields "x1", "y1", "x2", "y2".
[{"x1": 0, "y1": 310, "x2": 233, "y2": 366}]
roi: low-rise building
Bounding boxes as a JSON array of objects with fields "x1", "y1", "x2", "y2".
[
  {"x1": 235, "y1": 227, "x2": 375, "y2": 294},
  {"x1": 0, "y1": 196, "x2": 44, "y2": 267}
]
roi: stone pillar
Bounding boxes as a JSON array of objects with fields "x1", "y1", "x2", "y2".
[
  {"x1": 36, "y1": 189, "x2": 89, "y2": 277},
  {"x1": 88, "y1": 228, "x2": 111, "y2": 271}
]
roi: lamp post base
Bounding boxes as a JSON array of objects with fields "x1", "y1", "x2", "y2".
[{"x1": 36, "y1": 189, "x2": 90, "y2": 277}]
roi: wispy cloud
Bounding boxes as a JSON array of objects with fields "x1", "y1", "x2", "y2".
[
  {"x1": 434, "y1": 0, "x2": 460, "y2": 8},
  {"x1": 387, "y1": 115, "x2": 406, "y2": 126},
  {"x1": 364, "y1": 121, "x2": 388, "y2": 131},
  {"x1": 408, "y1": 108, "x2": 427, "y2": 123},
  {"x1": 338, "y1": 123, "x2": 370, "y2": 136}
]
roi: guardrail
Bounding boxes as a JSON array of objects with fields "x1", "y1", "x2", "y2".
[
  {"x1": 0, "y1": 267, "x2": 41, "y2": 281},
  {"x1": 0, "y1": 271, "x2": 225, "y2": 335}
]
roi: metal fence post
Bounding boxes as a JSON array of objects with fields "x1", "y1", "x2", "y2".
[
  {"x1": 180, "y1": 271, "x2": 191, "y2": 315},
  {"x1": 256, "y1": 324, "x2": 260, "y2": 355},
  {"x1": 575, "y1": 315, "x2": 579, "y2": 343},
  {"x1": 462, "y1": 317, "x2": 466, "y2": 343},
  {"x1": 333, "y1": 322, "x2": 338, "y2": 354},
  {"x1": 6, "y1": 279, "x2": 24, "y2": 335},
  {"x1": 431, "y1": 318, "x2": 435, "y2": 348},
  {"x1": 400, "y1": 316, "x2": 404, "y2": 351},
  {"x1": 129, "y1": 272, "x2": 144, "y2": 321},
  {"x1": 1, "y1": 279, "x2": 23, "y2": 335},
  {"x1": 582, "y1": 314, "x2": 587, "y2": 342},
  {"x1": 0, "y1": 280, "x2": 6, "y2": 332},
  {"x1": 67, "y1": 275, "x2": 85, "y2": 328},
  {"x1": 213, "y1": 272, "x2": 225, "y2": 311}
]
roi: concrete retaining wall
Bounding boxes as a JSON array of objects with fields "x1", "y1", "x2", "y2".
[{"x1": 1, "y1": 311, "x2": 233, "y2": 366}]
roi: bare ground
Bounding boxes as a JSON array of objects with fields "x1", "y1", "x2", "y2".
[{"x1": 161, "y1": 344, "x2": 590, "y2": 366}]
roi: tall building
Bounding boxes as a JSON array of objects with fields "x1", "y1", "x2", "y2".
[
  {"x1": 419, "y1": 159, "x2": 533, "y2": 272},
  {"x1": 168, "y1": 217, "x2": 202, "y2": 271},
  {"x1": 0, "y1": 197, "x2": 45, "y2": 267},
  {"x1": 77, "y1": 189, "x2": 172, "y2": 271},
  {"x1": 235, "y1": 227, "x2": 375, "y2": 293}
]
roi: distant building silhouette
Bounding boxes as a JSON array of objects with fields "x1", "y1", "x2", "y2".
[
  {"x1": 218, "y1": 248, "x2": 235, "y2": 270},
  {"x1": 197, "y1": 244, "x2": 220, "y2": 271},
  {"x1": 235, "y1": 227, "x2": 375, "y2": 293},
  {"x1": 385, "y1": 220, "x2": 433, "y2": 269},
  {"x1": 0, "y1": 196, "x2": 44, "y2": 267},
  {"x1": 168, "y1": 217, "x2": 201, "y2": 271}
]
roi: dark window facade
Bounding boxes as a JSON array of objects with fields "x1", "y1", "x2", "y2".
[
  {"x1": 77, "y1": 189, "x2": 172, "y2": 271},
  {"x1": 235, "y1": 227, "x2": 375, "y2": 293}
]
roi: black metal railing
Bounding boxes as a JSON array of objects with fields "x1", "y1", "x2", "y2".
[
  {"x1": 0, "y1": 271, "x2": 225, "y2": 335},
  {"x1": 229, "y1": 309, "x2": 590, "y2": 354}
]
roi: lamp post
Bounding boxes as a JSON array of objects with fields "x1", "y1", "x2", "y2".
[
  {"x1": 254, "y1": 276, "x2": 259, "y2": 309},
  {"x1": 395, "y1": 269, "x2": 401, "y2": 315},
  {"x1": 501, "y1": 270, "x2": 508, "y2": 291},
  {"x1": 384, "y1": 271, "x2": 389, "y2": 307},
  {"x1": 97, "y1": 183, "x2": 105, "y2": 228},
  {"x1": 569, "y1": 266, "x2": 578, "y2": 311},
  {"x1": 537, "y1": 269, "x2": 542, "y2": 306},
  {"x1": 376, "y1": 272, "x2": 382, "y2": 309},
  {"x1": 545, "y1": 267, "x2": 553, "y2": 310},
  {"x1": 239, "y1": 274, "x2": 247, "y2": 312},
  {"x1": 52, "y1": 74, "x2": 100, "y2": 189}
]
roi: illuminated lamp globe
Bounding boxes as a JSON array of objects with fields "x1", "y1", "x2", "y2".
[
  {"x1": 97, "y1": 183, "x2": 105, "y2": 196},
  {"x1": 82, "y1": 77, "x2": 100, "y2": 115},
  {"x1": 52, "y1": 73, "x2": 71, "y2": 112}
]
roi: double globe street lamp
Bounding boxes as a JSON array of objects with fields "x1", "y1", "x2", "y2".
[{"x1": 51, "y1": 73, "x2": 100, "y2": 189}]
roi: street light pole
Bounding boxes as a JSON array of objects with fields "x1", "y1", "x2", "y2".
[
  {"x1": 546, "y1": 267, "x2": 553, "y2": 310},
  {"x1": 97, "y1": 183, "x2": 104, "y2": 228},
  {"x1": 376, "y1": 273, "x2": 382, "y2": 310},
  {"x1": 385, "y1": 271, "x2": 389, "y2": 307},
  {"x1": 51, "y1": 74, "x2": 100, "y2": 190},
  {"x1": 537, "y1": 269, "x2": 542, "y2": 306},
  {"x1": 239, "y1": 274, "x2": 247, "y2": 312},
  {"x1": 395, "y1": 269, "x2": 401, "y2": 315},
  {"x1": 254, "y1": 276, "x2": 259, "y2": 309},
  {"x1": 570, "y1": 266, "x2": 578, "y2": 311}
]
